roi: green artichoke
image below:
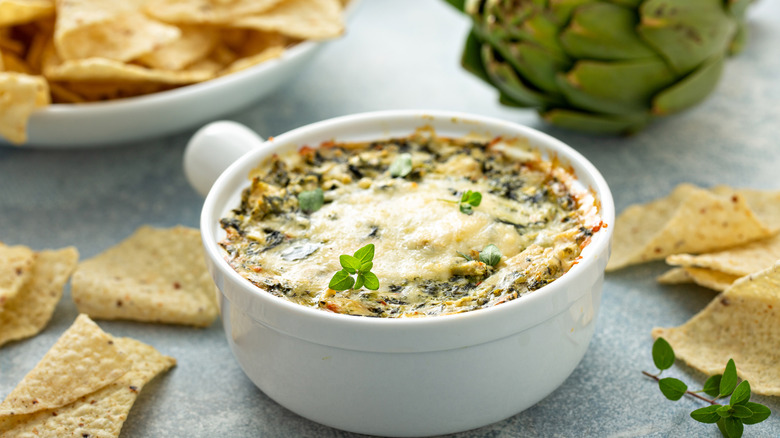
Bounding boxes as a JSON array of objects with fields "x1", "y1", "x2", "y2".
[{"x1": 448, "y1": 0, "x2": 752, "y2": 134}]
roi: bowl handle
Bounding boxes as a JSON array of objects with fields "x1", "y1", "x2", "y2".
[{"x1": 183, "y1": 120, "x2": 265, "y2": 197}]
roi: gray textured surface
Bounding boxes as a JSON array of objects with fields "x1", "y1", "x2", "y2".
[{"x1": 2, "y1": 1, "x2": 780, "y2": 436}]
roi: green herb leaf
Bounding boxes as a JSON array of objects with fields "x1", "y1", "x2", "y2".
[
  {"x1": 703, "y1": 374, "x2": 723, "y2": 398},
  {"x1": 691, "y1": 405, "x2": 721, "y2": 424},
  {"x1": 658, "y1": 377, "x2": 687, "y2": 401},
  {"x1": 354, "y1": 243, "x2": 375, "y2": 264},
  {"x1": 298, "y1": 188, "x2": 324, "y2": 213},
  {"x1": 354, "y1": 273, "x2": 365, "y2": 290},
  {"x1": 652, "y1": 337, "x2": 675, "y2": 371},
  {"x1": 459, "y1": 203, "x2": 474, "y2": 215},
  {"x1": 717, "y1": 417, "x2": 744, "y2": 438},
  {"x1": 720, "y1": 359, "x2": 738, "y2": 397},
  {"x1": 730, "y1": 381, "x2": 751, "y2": 406},
  {"x1": 329, "y1": 269, "x2": 355, "y2": 291},
  {"x1": 389, "y1": 153, "x2": 413, "y2": 178},
  {"x1": 717, "y1": 405, "x2": 733, "y2": 418},
  {"x1": 362, "y1": 271, "x2": 379, "y2": 290},
  {"x1": 479, "y1": 244, "x2": 502, "y2": 266},
  {"x1": 360, "y1": 261, "x2": 373, "y2": 272},
  {"x1": 461, "y1": 190, "x2": 482, "y2": 207},
  {"x1": 730, "y1": 405, "x2": 753, "y2": 419},
  {"x1": 339, "y1": 254, "x2": 361, "y2": 273},
  {"x1": 742, "y1": 402, "x2": 771, "y2": 425}
]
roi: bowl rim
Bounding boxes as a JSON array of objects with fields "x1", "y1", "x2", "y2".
[{"x1": 201, "y1": 109, "x2": 615, "y2": 351}]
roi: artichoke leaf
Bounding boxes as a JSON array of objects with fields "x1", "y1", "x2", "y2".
[
  {"x1": 560, "y1": 2, "x2": 657, "y2": 61},
  {"x1": 557, "y1": 58, "x2": 676, "y2": 115},
  {"x1": 505, "y1": 41, "x2": 570, "y2": 94},
  {"x1": 543, "y1": 108, "x2": 651, "y2": 135},
  {"x1": 548, "y1": 0, "x2": 598, "y2": 25},
  {"x1": 652, "y1": 54, "x2": 724, "y2": 115},
  {"x1": 482, "y1": 44, "x2": 556, "y2": 107},
  {"x1": 461, "y1": 31, "x2": 494, "y2": 85},
  {"x1": 638, "y1": 0, "x2": 737, "y2": 74}
]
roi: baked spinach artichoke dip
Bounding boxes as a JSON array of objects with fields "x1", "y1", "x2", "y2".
[{"x1": 219, "y1": 127, "x2": 603, "y2": 318}]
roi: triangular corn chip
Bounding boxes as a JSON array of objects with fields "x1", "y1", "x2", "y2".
[
  {"x1": 0, "y1": 243, "x2": 35, "y2": 309},
  {"x1": 607, "y1": 184, "x2": 774, "y2": 271},
  {"x1": 666, "y1": 234, "x2": 780, "y2": 278},
  {"x1": 652, "y1": 261, "x2": 780, "y2": 395},
  {"x1": 54, "y1": 0, "x2": 180, "y2": 62},
  {"x1": 657, "y1": 266, "x2": 739, "y2": 292},
  {"x1": 0, "y1": 72, "x2": 50, "y2": 144},
  {"x1": 711, "y1": 186, "x2": 780, "y2": 230},
  {"x1": 0, "y1": 317, "x2": 175, "y2": 437},
  {"x1": 232, "y1": 0, "x2": 343, "y2": 40},
  {"x1": 145, "y1": 0, "x2": 283, "y2": 24},
  {"x1": 0, "y1": 314, "x2": 130, "y2": 416},
  {"x1": 71, "y1": 226, "x2": 218, "y2": 327},
  {"x1": 0, "y1": 246, "x2": 78, "y2": 347}
]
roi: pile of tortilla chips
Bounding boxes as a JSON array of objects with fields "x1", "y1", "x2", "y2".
[
  {"x1": 609, "y1": 183, "x2": 780, "y2": 395},
  {"x1": 0, "y1": 314, "x2": 176, "y2": 436},
  {"x1": 0, "y1": 0, "x2": 346, "y2": 144},
  {"x1": 0, "y1": 242, "x2": 78, "y2": 347},
  {"x1": 71, "y1": 225, "x2": 219, "y2": 327},
  {"x1": 653, "y1": 261, "x2": 780, "y2": 396}
]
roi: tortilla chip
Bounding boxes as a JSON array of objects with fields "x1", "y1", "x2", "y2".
[
  {"x1": 54, "y1": 0, "x2": 180, "y2": 62},
  {"x1": 667, "y1": 234, "x2": 780, "y2": 278},
  {"x1": 145, "y1": 0, "x2": 284, "y2": 24},
  {"x1": 0, "y1": 246, "x2": 78, "y2": 347},
  {"x1": 43, "y1": 55, "x2": 216, "y2": 84},
  {"x1": 657, "y1": 266, "x2": 740, "y2": 292},
  {"x1": 71, "y1": 225, "x2": 218, "y2": 327},
  {"x1": 0, "y1": 0, "x2": 54, "y2": 27},
  {"x1": 0, "y1": 72, "x2": 50, "y2": 144},
  {"x1": 0, "y1": 316, "x2": 175, "y2": 437},
  {"x1": 0, "y1": 243, "x2": 35, "y2": 309},
  {"x1": 652, "y1": 261, "x2": 780, "y2": 395},
  {"x1": 137, "y1": 25, "x2": 219, "y2": 71},
  {"x1": 607, "y1": 184, "x2": 774, "y2": 271},
  {"x1": 221, "y1": 44, "x2": 284, "y2": 75},
  {"x1": 0, "y1": 314, "x2": 130, "y2": 416},
  {"x1": 711, "y1": 186, "x2": 780, "y2": 230},
  {"x1": 232, "y1": 0, "x2": 343, "y2": 40}
]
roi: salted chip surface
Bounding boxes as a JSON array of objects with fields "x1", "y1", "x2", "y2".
[
  {"x1": 71, "y1": 225, "x2": 218, "y2": 327},
  {"x1": 0, "y1": 243, "x2": 35, "y2": 309},
  {"x1": 607, "y1": 184, "x2": 774, "y2": 271},
  {"x1": 0, "y1": 72, "x2": 50, "y2": 144},
  {"x1": 652, "y1": 261, "x2": 780, "y2": 395},
  {"x1": 54, "y1": 0, "x2": 180, "y2": 62},
  {"x1": 0, "y1": 246, "x2": 78, "y2": 347},
  {"x1": 43, "y1": 54, "x2": 215, "y2": 84},
  {"x1": 232, "y1": 0, "x2": 344, "y2": 40},
  {"x1": 0, "y1": 317, "x2": 176, "y2": 437},
  {"x1": 711, "y1": 186, "x2": 780, "y2": 230},
  {"x1": 657, "y1": 266, "x2": 739, "y2": 292},
  {"x1": 0, "y1": 314, "x2": 130, "y2": 416}
]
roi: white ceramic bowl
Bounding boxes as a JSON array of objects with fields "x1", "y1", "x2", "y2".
[
  {"x1": 185, "y1": 110, "x2": 615, "y2": 437},
  {"x1": 3, "y1": 3, "x2": 360, "y2": 149}
]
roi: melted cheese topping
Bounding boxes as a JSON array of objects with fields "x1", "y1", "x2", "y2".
[{"x1": 219, "y1": 128, "x2": 601, "y2": 317}]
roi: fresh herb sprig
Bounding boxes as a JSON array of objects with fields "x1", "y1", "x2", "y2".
[
  {"x1": 643, "y1": 338, "x2": 771, "y2": 438},
  {"x1": 441, "y1": 190, "x2": 482, "y2": 215},
  {"x1": 328, "y1": 244, "x2": 379, "y2": 291},
  {"x1": 459, "y1": 244, "x2": 502, "y2": 267}
]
